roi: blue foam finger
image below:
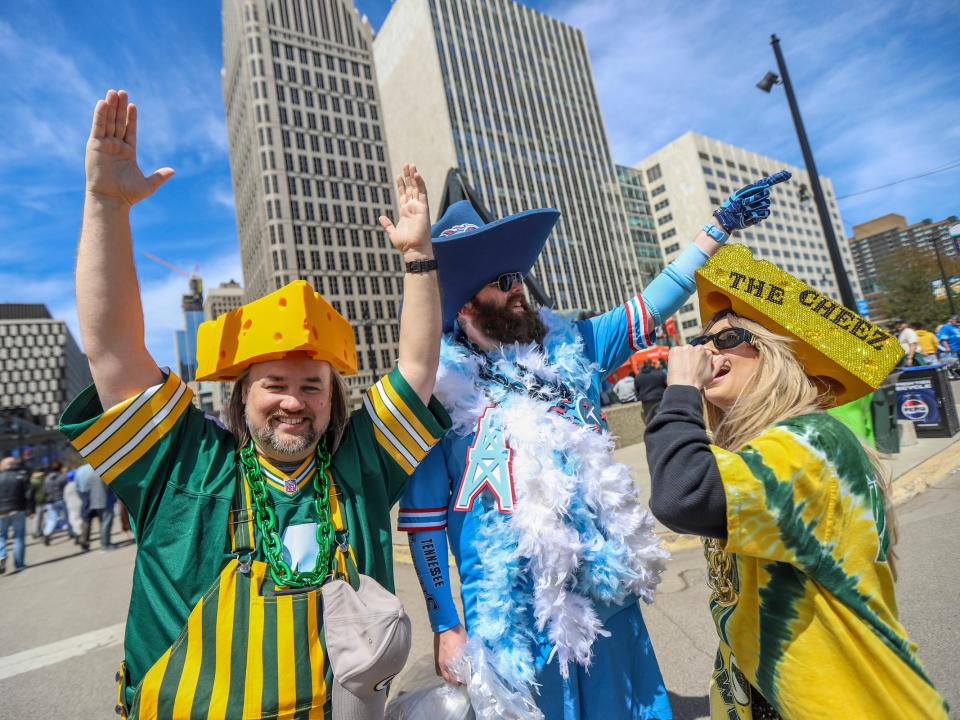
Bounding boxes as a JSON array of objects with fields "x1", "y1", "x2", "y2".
[{"x1": 761, "y1": 170, "x2": 792, "y2": 187}]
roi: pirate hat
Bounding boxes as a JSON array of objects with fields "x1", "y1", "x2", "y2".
[
  {"x1": 431, "y1": 200, "x2": 560, "y2": 332},
  {"x1": 195, "y1": 280, "x2": 358, "y2": 381},
  {"x1": 696, "y1": 244, "x2": 902, "y2": 406}
]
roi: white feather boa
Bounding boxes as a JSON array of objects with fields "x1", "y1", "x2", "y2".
[{"x1": 434, "y1": 310, "x2": 667, "y2": 715}]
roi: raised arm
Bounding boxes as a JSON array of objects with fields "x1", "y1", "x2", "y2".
[
  {"x1": 644, "y1": 170, "x2": 793, "y2": 321},
  {"x1": 579, "y1": 172, "x2": 793, "y2": 371},
  {"x1": 77, "y1": 90, "x2": 174, "y2": 408},
  {"x1": 379, "y1": 164, "x2": 441, "y2": 405}
]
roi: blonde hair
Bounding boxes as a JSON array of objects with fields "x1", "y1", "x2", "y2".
[
  {"x1": 703, "y1": 312, "x2": 826, "y2": 451},
  {"x1": 225, "y1": 366, "x2": 349, "y2": 455},
  {"x1": 705, "y1": 310, "x2": 898, "y2": 577}
]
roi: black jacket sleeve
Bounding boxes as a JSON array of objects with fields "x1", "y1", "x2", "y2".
[{"x1": 644, "y1": 385, "x2": 727, "y2": 539}]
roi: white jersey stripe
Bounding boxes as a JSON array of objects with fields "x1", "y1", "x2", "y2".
[
  {"x1": 78, "y1": 381, "x2": 166, "y2": 458},
  {"x1": 95, "y1": 380, "x2": 188, "y2": 476},
  {"x1": 363, "y1": 395, "x2": 418, "y2": 468},
  {"x1": 369, "y1": 382, "x2": 431, "y2": 453}
]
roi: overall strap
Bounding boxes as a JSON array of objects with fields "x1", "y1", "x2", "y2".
[
  {"x1": 327, "y1": 470, "x2": 360, "y2": 589},
  {"x1": 230, "y1": 463, "x2": 256, "y2": 555}
]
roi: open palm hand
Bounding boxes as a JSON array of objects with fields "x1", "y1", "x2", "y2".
[
  {"x1": 85, "y1": 89, "x2": 173, "y2": 207},
  {"x1": 379, "y1": 163, "x2": 432, "y2": 257}
]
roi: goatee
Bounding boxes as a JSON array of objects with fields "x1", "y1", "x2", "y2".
[
  {"x1": 471, "y1": 295, "x2": 547, "y2": 345},
  {"x1": 246, "y1": 413, "x2": 320, "y2": 457}
]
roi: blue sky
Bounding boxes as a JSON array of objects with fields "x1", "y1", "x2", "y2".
[{"x1": 2, "y1": 0, "x2": 958, "y2": 370}]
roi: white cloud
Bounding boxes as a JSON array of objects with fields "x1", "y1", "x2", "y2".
[
  {"x1": 545, "y1": 0, "x2": 960, "y2": 230},
  {"x1": 35, "y1": 249, "x2": 242, "y2": 371},
  {"x1": 210, "y1": 183, "x2": 236, "y2": 211}
]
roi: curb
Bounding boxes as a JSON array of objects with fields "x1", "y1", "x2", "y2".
[{"x1": 889, "y1": 437, "x2": 960, "y2": 505}]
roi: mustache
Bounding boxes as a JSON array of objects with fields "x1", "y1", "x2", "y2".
[{"x1": 268, "y1": 410, "x2": 315, "y2": 421}]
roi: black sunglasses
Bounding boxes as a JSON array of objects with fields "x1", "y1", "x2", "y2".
[
  {"x1": 487, "y1": 271, "x2": 524, "y2": 292},
  {"x1": 689, "y1": 327, "x2": 755, "y2": 350}
]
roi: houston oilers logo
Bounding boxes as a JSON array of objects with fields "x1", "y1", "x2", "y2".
[
  {"x1": 901, "y1": 396, "x2": 929, "y2": 421},
  {"x1": 439, "y1": 223, "x2": 479, "y2": 236}
]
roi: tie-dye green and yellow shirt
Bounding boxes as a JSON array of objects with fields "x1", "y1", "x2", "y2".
[
  {"x1": 707, "y1": 412, "x2": 947, "y2": 720},
  {"x1": 59, "y1": 367, "x2": 450, "y2": 712}
]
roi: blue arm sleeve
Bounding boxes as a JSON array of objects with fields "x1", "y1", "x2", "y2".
[
  {"x1": 409, "y1": 529, "x2": 461, "y2": 632},
  {"x1": 576, "y1": 242, "x2": 711, "y2": 372},
  {"x1": 642, "y1": 242, "x2": 709, "y2": 321}
]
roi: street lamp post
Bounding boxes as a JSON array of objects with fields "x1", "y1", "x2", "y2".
[{"x1": 757, "y1": 34, "x2": 857, "y2": 310}]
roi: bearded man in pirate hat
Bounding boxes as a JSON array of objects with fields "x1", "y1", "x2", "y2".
[
  {"x1": 62, "y1": 89, "x2": 451, "y2": 719},
  {"x1": 398, "y1": 169, "x2": 792, "y2": 718}
]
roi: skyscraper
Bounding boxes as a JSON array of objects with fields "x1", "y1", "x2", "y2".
[
  {"x1": 636, "y1": 131, "x2": 861, "y2": 342},
  {"x1": 174, "y1": 275, "x2": 204, "y2": 383},
  {"x1": 374, "y1": 0, "x2": 642, "y2": 312},
  {"x1": 202, "y1": 279, "x2": 245, "y2": 415},
  {"x1": 221, "y1": 0, "x2": 402, "y2": 402},
  {"x1": 616, "y1": 165, "x2": 663, "y2": 287}
]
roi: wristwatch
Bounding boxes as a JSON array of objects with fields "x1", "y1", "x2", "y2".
[
  {"x1": 702, "y1": 223, "x2": 729, "y2": 244},
  {"x1": 405, "y1": 258, "x2": 438, "y2": 274}
]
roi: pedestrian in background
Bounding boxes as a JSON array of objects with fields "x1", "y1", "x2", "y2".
[
  {"x1": 936, "y1": 315, "x2": 960, "y2": 360},
  {"x1": 635, "y1": 360, "x2": 668, "y2": 424},
  {"x1": 41, "y1": 460, "x2": 73, "y2": 545},
  {"x1": 75, "y1": 463, "x2": 113, "y2": 552},
  {"x1": 63, "y1": 466, "x2": 84, "y2": 539},
  {"x1": 912, "y1": 323, "x2": 939, "y2": 364},
  {"x1": 0, "y1": 456, "x2": 35, "y2": 574},
  {"x1": 896, "y1": 319, "x2": 921, "y2": 367},
  {"x1": 613, "y1": 370, "x2": 638, "y2": 403},
  {"x1": 28, "y1": 466, "x2": 45, "y2": 539}
]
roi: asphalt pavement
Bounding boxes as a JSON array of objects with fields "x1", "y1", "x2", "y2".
[{"x1": 1, "y1": 452, "x2": 958, "y2": 719}]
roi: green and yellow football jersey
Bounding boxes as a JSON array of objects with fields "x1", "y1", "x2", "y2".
[
  {"x1": 59, "y1": 367, "x2": 450, "y2": 714},
  {"x1": 707, "y1": 412, "x2": 947, "y2": 719}
]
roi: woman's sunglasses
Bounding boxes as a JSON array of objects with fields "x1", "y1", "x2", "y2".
[
  {"x1": 689, "y1": 327, "x2": 755, "y2": 350},
  {"x1": 487, "y1": 271, "x2": 524, "y2": 292}
]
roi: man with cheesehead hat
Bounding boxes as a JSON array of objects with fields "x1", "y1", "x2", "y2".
[
  {"x1": 62, "y1": 89, "x2": 451, "y2": 719},
  {"x1": 398, "y1": 171, "x2": 792, "y2": 718}
]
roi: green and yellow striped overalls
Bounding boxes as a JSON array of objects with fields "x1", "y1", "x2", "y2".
[{"x1": 120, "y1": 469, "x2": 359, "y2": 719}]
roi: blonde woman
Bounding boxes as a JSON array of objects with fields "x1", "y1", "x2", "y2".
[{"x1": 644, "y1": 246, "x2": 948, "y2": 719}]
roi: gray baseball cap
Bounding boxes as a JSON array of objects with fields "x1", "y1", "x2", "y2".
[{"x1": 324, "y1": 574, "x2": 413, "y2": 720}]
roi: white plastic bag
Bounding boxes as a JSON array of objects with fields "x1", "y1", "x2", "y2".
[{"x1": 385, "y1": 678, "x2": 475, "y2": 720}]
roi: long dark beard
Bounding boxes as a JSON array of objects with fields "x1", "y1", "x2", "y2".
[{"x1": 471, "y1": 294, "x2": 547, "y2": 345}]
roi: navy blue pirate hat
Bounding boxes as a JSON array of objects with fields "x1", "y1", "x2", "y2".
[{"x1": 431, "y1": 200, "x2": 560, "y2": 332}]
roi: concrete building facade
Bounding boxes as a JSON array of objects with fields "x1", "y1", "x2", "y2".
[
  {"x1": 849, "y1": 213, "x2": 960, "y2": 321},
  {"x1": 636, "y1": 131, "x2": 860, "y2": 341},
  {"x1": 0, "y1": 305, "x2": 92, "y2": 429},
  {"x1": 374, "y1": 0, "x2": 642, "y2": 312},
  {"x1": 202, "y1": 280, "x2": 246, "y2": 416},
  {"x1": 221, "y1": 0, "x2": 402, "y2": 402}
]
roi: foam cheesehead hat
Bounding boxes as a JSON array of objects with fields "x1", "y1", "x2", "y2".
[
  {"x1": 431, "y1": 199, "x2": 560, "y2": 332},
  {"x1": 195, "y1": 280, "x2": 357, "y2": 381},
  {"x1": 696, "y1": 244, "x2": 902, "y2": 406}
]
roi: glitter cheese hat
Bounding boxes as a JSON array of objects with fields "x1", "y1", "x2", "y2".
[
  {"x1": 195, "y1": 280, "x2": 358, "y2": 381},
  {"x1": 695, "y1": 244, "x2": 902, "y2": 406}
]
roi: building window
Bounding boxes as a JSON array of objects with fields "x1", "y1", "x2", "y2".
[
  {"x1": 661, "y1": 228, "x2": 677, "y2": 240},
  {"x1": 657, "y1": 213, "x2": 673, "y2": 226},
  {"x1": 653, "y1": 199, "x2": 669, "y2": 211},
  {"x1": 651, "y1": 184, "x2": 666, "y2": 197},
  {"x1": 665, "y1": 242, "x2": 680, "y2": 254},
  {"x1": 646, "y1": 164, "x2": 662, "y2": 182}
]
